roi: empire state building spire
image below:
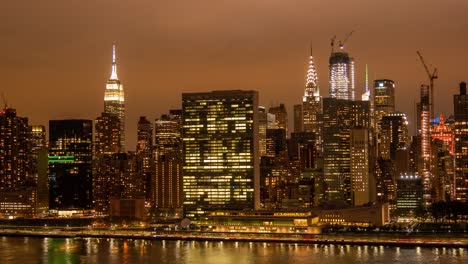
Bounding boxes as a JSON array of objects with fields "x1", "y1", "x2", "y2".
[
  {"x1": 110, "y1": 43, "x2": 118, "y2": 80},
  {"x1": 104, "y1": 43, "x2": 125, "y2": 151}
]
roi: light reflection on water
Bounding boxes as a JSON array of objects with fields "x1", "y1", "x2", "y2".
[{"x1": 0, "y1": 236, "x2": 466, "y2": 264}]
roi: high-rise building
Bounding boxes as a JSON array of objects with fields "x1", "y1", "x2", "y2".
[
  {"x1": 329, "y1": 51, "x2": 355, "y2": 100},
  {"x1": 103, "y1": 44, "x2": 125, "y2": 150},
  {"x1": 373, "y1": 79, "x2": 395, "y2": 124},
  {"x1": 322, "y1": 98, "x2": 370, "y2": 205},
  {"x1": 0, "y1": 108, "x2": 30, "y2": 190},
  {"x1": 454, "y1": 82, "x2": 468, "y2": 202},
  {"x1": 153, "y1": 152, "x2": 183, "y2": 209},
  {"x1": 155, "y1": 112, "x2": 181, "y2": 158},
  {"x1": 419, "y1": 85, "x2": 432, "y2": 207},
  {"x1": 268, "y1": 104, "x2": 288, "y2": 136},
  {"x1": 378, "y1": 113, "x2": 409, "y2": 160},
  {"x1": 258, "y1": 107, "x2": 276, "y2": 157},
  {"x1": 302, "y1": 48, "x2": 322, "y2": 152},
  {"x1": 136, "y1": 116, "x2": 153, "y2": 203},
  {"x1": 396, "y1": 174, "x2": 423, "y2": 218},
  {"x1": 94, "y1": 112, "x2": 121, "y2": 155},
  {"x1": 48, "y1": 120, "x2": 93, "y2": 211},
  {"x1": 29, "y1": 125, "x2": 48, "y2": 215},
  {"x1": 152, "y1": 111, "x2": 183, "y2": 210},
  {"x1": 182, "y1": 90, "x2": 260, "y2": 218},
  {"x1": 350, "y1": 128, "x2": 371, "y2": 206},
  {"x1": 293, "y1": 104, "x2": 303, "y2": 133},
  {"x1": 0, "y1": 108, "x2": 36, "y2": 218}
]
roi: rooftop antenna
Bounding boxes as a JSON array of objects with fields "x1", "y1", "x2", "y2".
[
  {"x1": 1, "y1": 92, "x2": 7, "y2": 109},
  {"x1": 330, "y1": 35, "x2": 336, "y2": 53}
]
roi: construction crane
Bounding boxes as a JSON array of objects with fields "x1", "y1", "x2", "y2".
[
  {"x1": 416, "y1": 51, "x2": 438, "y2": 118},
  {"x1": 339, "y1": 30, "x2": 354, "y2": 50}
]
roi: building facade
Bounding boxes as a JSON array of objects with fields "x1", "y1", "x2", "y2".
[{"x1": 182, "y1": 90, "x2": 260, "y2": 218}]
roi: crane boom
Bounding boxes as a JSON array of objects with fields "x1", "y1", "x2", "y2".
[{"x1": 416, "y1": 51, "x2": 438, "y2": 118}]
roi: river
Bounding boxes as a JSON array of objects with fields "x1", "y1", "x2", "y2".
[{"x1": 0, "y1": 236, "x2": 466, "y2": 263}]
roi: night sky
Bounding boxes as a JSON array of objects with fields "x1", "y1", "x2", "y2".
[{"x1": 2, "y1": 0, "x2": 467, "y2": 149}]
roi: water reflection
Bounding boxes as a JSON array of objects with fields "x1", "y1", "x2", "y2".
[{"x1": 0, "y1": 236, "x2": 466, "y2": 264}]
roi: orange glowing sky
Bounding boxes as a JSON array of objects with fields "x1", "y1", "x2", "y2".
[{"x1": 2, "y1": 0, "x2": 467, "y2": 149}]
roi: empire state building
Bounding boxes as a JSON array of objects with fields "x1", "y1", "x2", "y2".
[{"x1": 103, "y1": 44, "x2": 125, "y2": 150}]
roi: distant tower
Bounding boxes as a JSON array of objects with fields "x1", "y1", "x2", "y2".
[
  {"x1": 329, "y1": 49, "x2": 355, "y2": 100},
  {"x1": 373, "y1": 79, "x2": 396, "y2": 124},
  {"x1": 268, "y1": 104, "x2": 288, "y2": 136},
  {"x1": 419, "y1": 85, "x2": 432, "y2": 207},
  {"x1": 104, "y1": 44, "x2": 125, "y2": 150},
  {"x1": 302, "y1": 46, "x2": 322, "y2": 146}
]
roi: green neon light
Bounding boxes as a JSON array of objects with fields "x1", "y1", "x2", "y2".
[{"x1": 48, "y1": 155, "x2": 75, "y2": 163}]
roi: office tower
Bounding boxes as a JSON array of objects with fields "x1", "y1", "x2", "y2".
[
  {"x1": 302, "y1": 49, "x2": 322, "y2": 154},
  {"x1": 94, "y1": 112, "x2": 121, "y2": 154},
  {"x1": 182, "y1": 90, "x2": 259, "y2": 218},
  {"x1": 350, "y1": 128, "x2": 370, "y2": 206},
  {"x1": 329, "y1": 50, "x2": 355, "y2": 100},
  {"x1": 152, "y1": 111, "x2": 183, "y2": 210},
  {"x1": 258, "y1": 107, "x2": 276, "y2": 157},
  {"x1": 378, "y1": 113, "x2": 409, "y2": 160},
  {"x1": 29, "y1": 125, "x2": 48, "y2": 214},
  {"x1": 293, "y1": 104, "x2": 303, "y2": 133},
  {"x1": 432, "y1": 115, "x2": 455, "y2": 201},
  {"x1": 373, "y1": 79, "x2": 396, "y2": 124},
  {"x1": 268, "y1": 104, "x2": 288, "y2": 136},
  {"x1": 322, "y1": 98, "x2": 370, "y2": 205},
  {"x1": 136, "y1": 116, "x2": 153, "y2": 203},
  {"x1": 289, "y1": 132, "x2": 315, "y2": 170},
  {"x1": 154, "y1": 112, "x2": 181, "y2": 158},
  {"x1": 0, "y1": 108, "x2": 36, "y2": 218},
  {"x1": 454, "y1": 82, "x2": 468, "y2": 202},
  {"x1": 396, "y1": 174, "x2": 423, "y2": 218},
  {"x1": 48, "y1": 120, "x2": 93, "y2": 211},
  {"x1": 153, "y1": 152, "x2": 183, "y2": 209},
  {"x1": 419, "y1": 85, "x2": 432, "y2": 207},
  {"x1": 104, "y1": 44, "x2": 125, "y2": 150}
]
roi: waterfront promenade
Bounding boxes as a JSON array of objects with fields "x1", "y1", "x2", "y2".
[{"x1": 1, "y1": 227, "x2": 467, "y2": 248}]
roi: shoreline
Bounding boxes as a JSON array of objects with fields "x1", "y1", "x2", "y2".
[{"x1": 1, "y1": 229, "x2": 467, "y2": 248}]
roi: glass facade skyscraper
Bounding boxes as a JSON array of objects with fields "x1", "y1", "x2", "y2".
[
  {"x1": 182, "y1": 90, "x2": 260, "y2": 219},
  {"x1": 48, "y1": 120, "x2": 93, "y2": 210}
]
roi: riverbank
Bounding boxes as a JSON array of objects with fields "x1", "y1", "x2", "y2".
[{"x1": 1, "y1": 228, "x2": 467, "y2": 248}]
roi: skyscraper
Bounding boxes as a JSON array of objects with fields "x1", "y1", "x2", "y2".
[
  {"x1": 419, "y1": 85, "x2": 432, "y2": 207},
  {"x1": 29, "y1": 125, "x2": 48, "y2": 215},
  {"x1": 136, "y1": 116, "x2": 153, "y2": 203},
  {"x1": 182, "y1": 90, "x2": 259, "y2": 218},
  {"x1": 302, "y1": 48, "x2": 322, "y2": 150},
  {"x1": 0, "y1": 108, "x2": 36, "y2": 218},
  {"x1": 454, "y1": 82, "x2": 468, "y2": 202},
  {"x1": 329, "y1": 51, "x2": 355, "y2": 100},
  {"x1": 322, "y1": 98, "x2": 370, "y2": 205},
  {"x1": 293, "y1": 104, "x2": 303, "y2": 133},
  {"x1": 94, "y1": 112, "x2": 121, "y2": 155},
  {"x1": 378, "y1": 112, "x2": 409, "y2": 160},
  {"x1": 154, "y1": 113, "x2": 181, "y2": 158},
  {"x1": 268, "y1": 104, "x2": 288, "y2": 136},
  {"x1": 373, "y1": 79, "x2": 396, "y2": 124},
  {"x1": 48, "y1": 120, "x2": 93, "y2": 211},
  {"x1": 104, "y1": 44, "x2": 125, "y2": 150}
]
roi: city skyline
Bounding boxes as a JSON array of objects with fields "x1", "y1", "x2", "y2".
[{"x1": 2, "y1": 1, "x2": 468, "y2": 149}]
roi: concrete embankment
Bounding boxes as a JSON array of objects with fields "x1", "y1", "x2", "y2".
[{"x1": 1, "y1": 230, "x2": 467, "y2": 248}]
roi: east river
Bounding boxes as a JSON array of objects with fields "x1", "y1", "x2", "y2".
[{"x1": 0, "y1": 236, "x2": 466, "y2": 263}]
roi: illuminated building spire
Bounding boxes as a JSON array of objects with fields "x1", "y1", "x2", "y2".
[
  {"x1": 110, "y1": 43, "x2": 118, "y2": 80},
  {"x1": 362, "y1": 64, "x2": 370, "y2": 101},
  {"x1": 304, "y1": 43, "x2": 320, "y2": 97}
]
